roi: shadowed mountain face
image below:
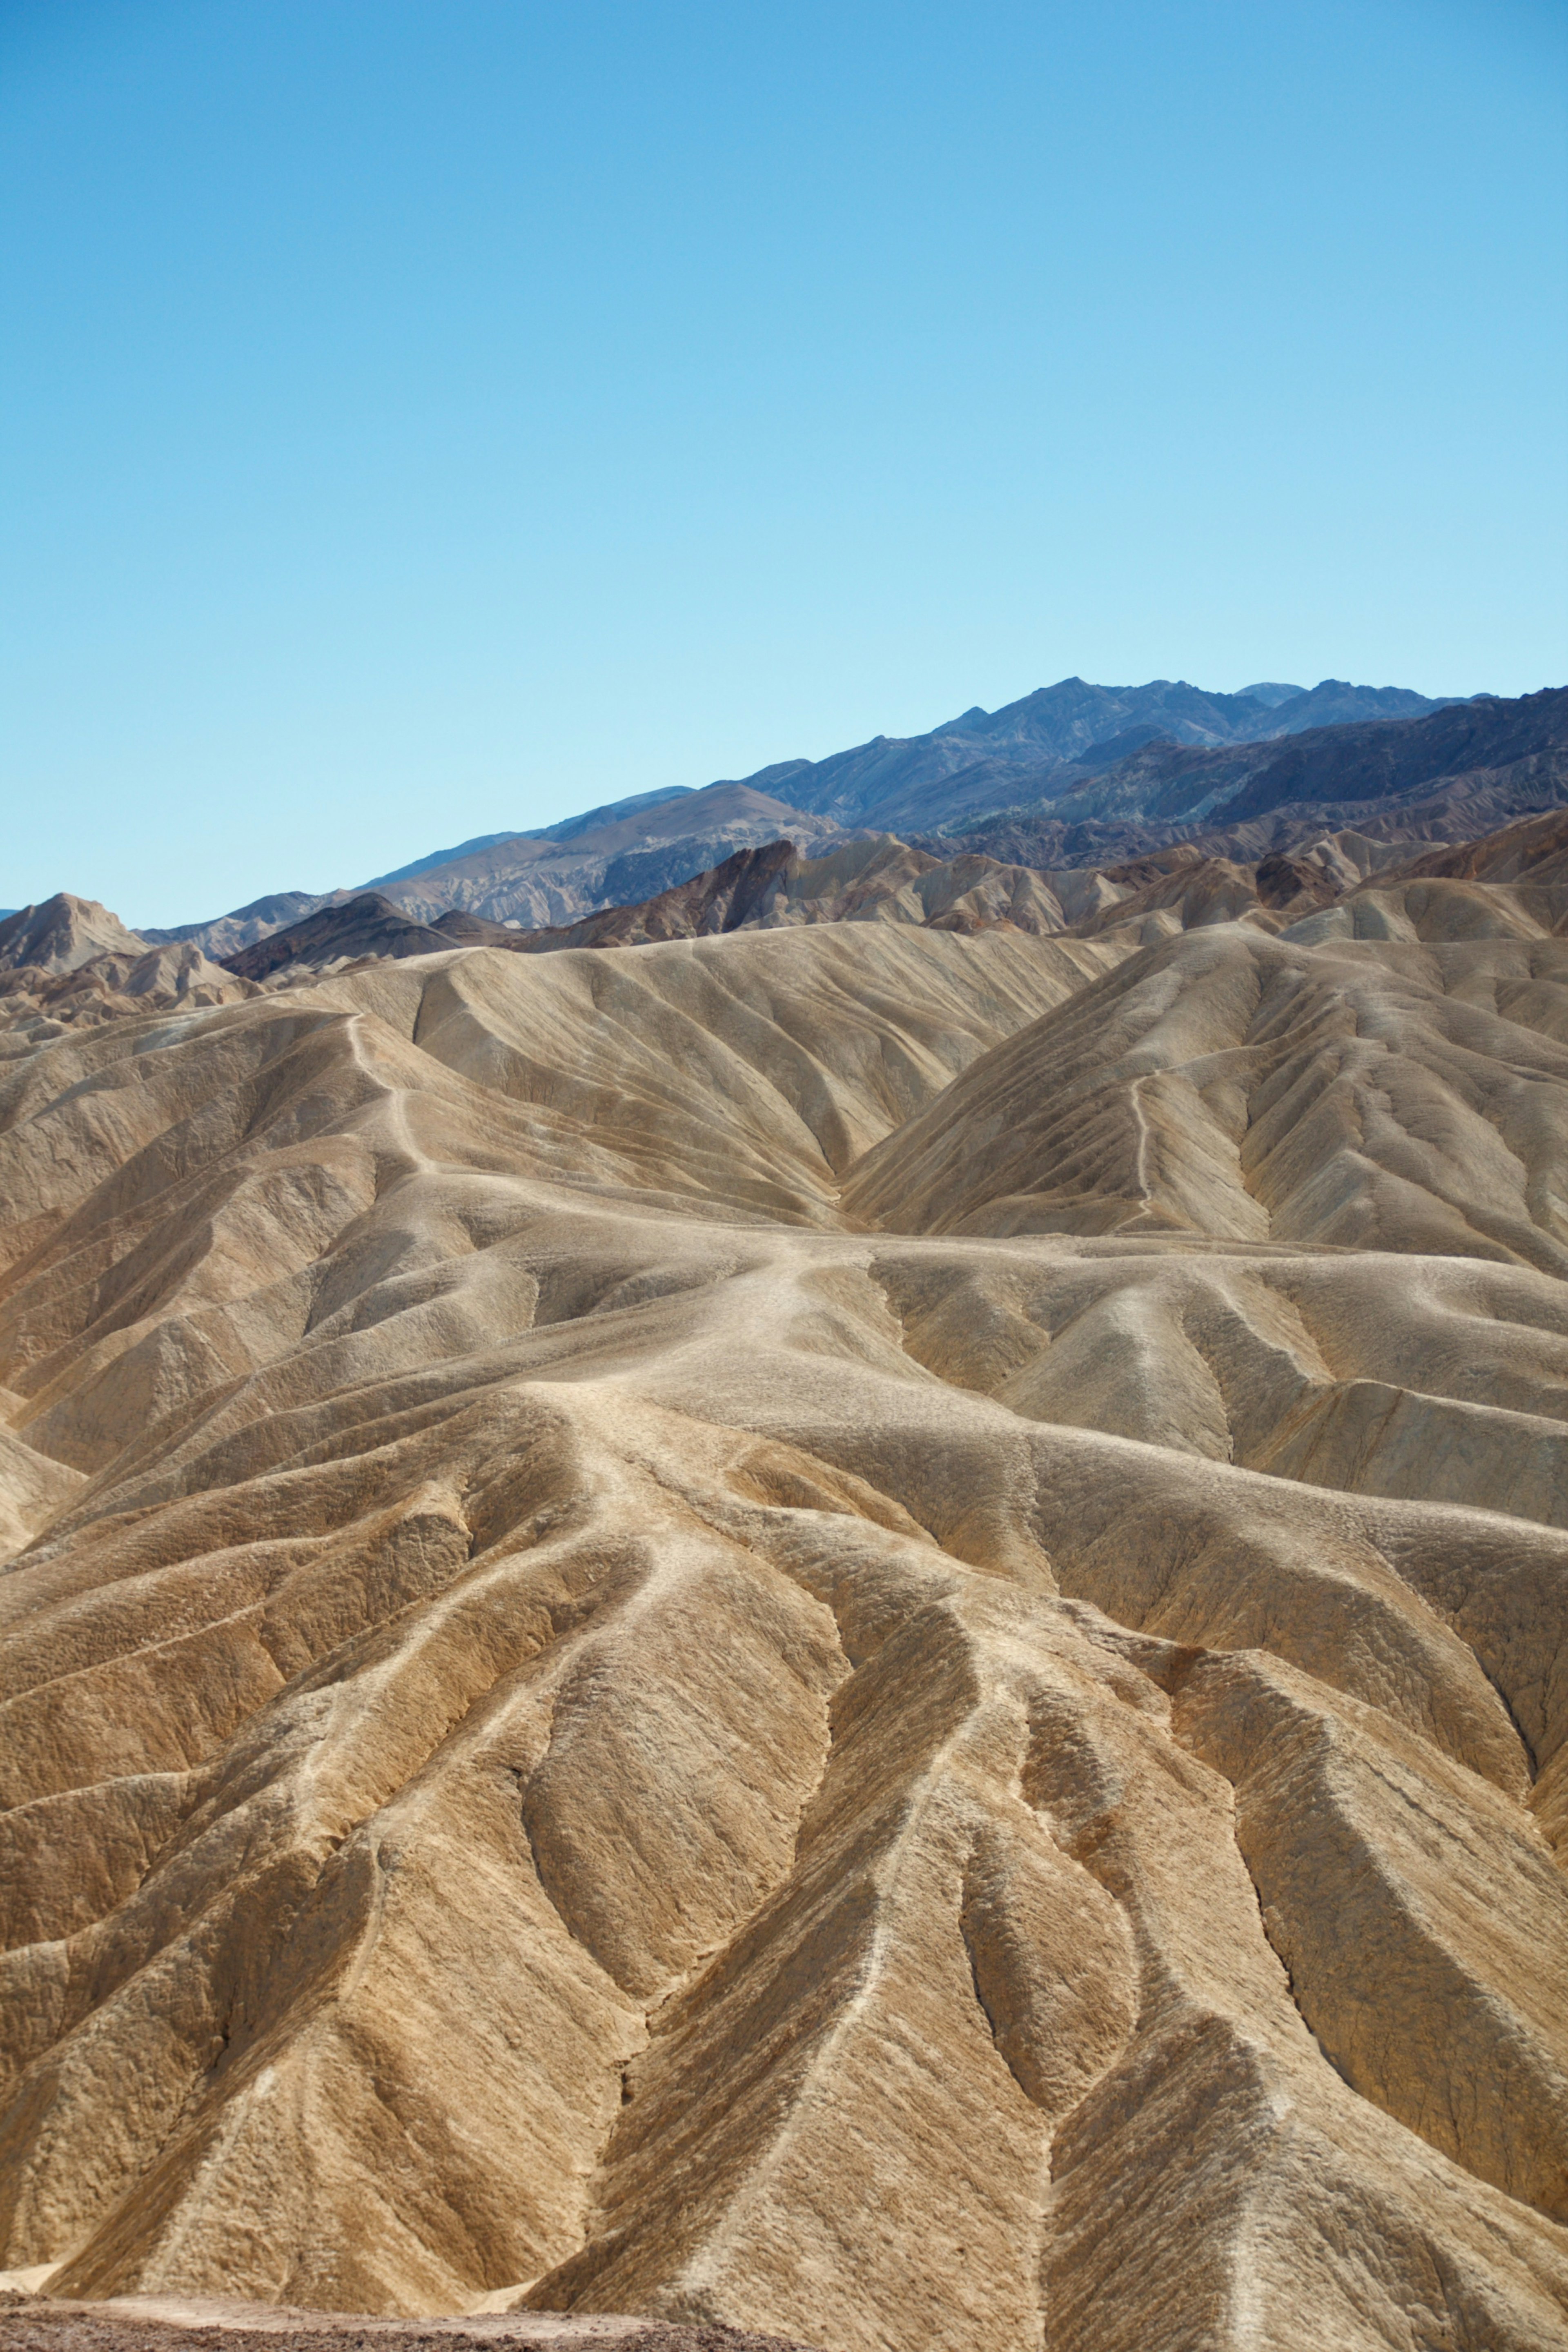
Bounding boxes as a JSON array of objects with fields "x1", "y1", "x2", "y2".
[
  {"x1": 4, "y1": 831, "x2": 1568, "y2": 2352},
  {"x1": 929, "y1": 685, "x2": 1568, "y2": 864},
  {"x1": 222, "y1": 894, "x2": 460, "y2": 980},
  {"x1": 716, "y1": 676, "x2": 1463, "y2": 833}
]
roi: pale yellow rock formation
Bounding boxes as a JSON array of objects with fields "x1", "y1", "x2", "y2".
[{"x1": 1, "y1": 912, "x2": 1567, "y2": 2350}]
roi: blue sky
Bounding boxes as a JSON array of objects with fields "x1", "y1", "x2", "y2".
[{"x1": 2, "y1": 0, "x2": 1565, "y2": 926}]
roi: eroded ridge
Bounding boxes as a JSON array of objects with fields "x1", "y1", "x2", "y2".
[{"x1": 3, "y1": 922, "x2": 1568, "y2": 2352}]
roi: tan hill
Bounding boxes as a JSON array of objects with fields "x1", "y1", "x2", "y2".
[
  {"x1": 0, "y1": 896, "x2": 149, "y2": 977},
  {"x1": 214, "y1": 828, "x2": 1469, "y2": 985},
  {"x1": 216, "y1": 840, "x2": 1080, "y2": 978},
  {"x1": 1384, "y1": 801, "x2": 1568, "y2": 891},
  {"x1": 2, "y1": 900, "x2": 1568, "y2": 2349},
  {"x1": 0, "y1": 2297, "x2": 821, "y2": 2352},
  {"x1": 842, "y1": 919, "x2": 1568, "y2": 1265},
  {"x1": 435, "y1": 814, "x2": 1568, "y2": 963},
  {"x1": 29, "y1": 807, "x2": 1568, "y2": 1032},
  {"x1": 0, "y1": 931, "x2": 255, "y2": 1044},
  {"x1": 0, "y1": 896, "x2": 257, "y2": 1039},
  {"x1": 444, "y1": 836, "x2": 1073, "y2": 952}
]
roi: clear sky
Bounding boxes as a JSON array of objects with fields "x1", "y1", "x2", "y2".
[{"x1": 2, "y1": 0, "x2": 1565, "y2": 927}]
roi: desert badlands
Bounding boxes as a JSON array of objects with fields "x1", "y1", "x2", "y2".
[{"x1": 4, "y1": 795, "x2": 1568, "y2": 2351}]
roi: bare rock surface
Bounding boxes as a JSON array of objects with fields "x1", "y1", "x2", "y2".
[
  {"x1": 221, "y1": 898, "x2": 461, "y2": 984},
  {"x1": 2, "y1": 890, "x2": 1568, "y2": 2350},
  {"x1": 371, "y1": 787, "x2": 851, "y2": 934},
  {"x1": 0, "y1": 900, "x2": 149, "y2": 980},
  {"x1": 0, "y1": 943, "x2": 253, "y2": 1043},
  {"x1": 431, "y1": 838, "x2": 1076, "y2": 957}
]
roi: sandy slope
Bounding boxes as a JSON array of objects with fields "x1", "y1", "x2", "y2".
[{"x1": 1, "y1": 919, "x2": 1567, "y2": 2351}]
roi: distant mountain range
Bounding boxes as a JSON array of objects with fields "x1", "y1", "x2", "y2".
[
  {"x1": 931, "y1": 686, "x2": 1568, "y2": 868},
  {"x1": 7, "y1": 683, "x2": 1566, "y2": 1029},
  {"x1": 194, "y1": 686, "x2": 1566, "y2": 988},
  {"x1": 701, "y1": 675, "x2": 1461, "y2": 836},
  {"x1": 134, "y1": 674, "x2": 1568, "y2": 959}
]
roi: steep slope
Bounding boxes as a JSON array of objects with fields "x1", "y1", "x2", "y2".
[
  {"x1": 214, "y1": 835, "x2": 1352, "y2": 980},
  {"x1": 931, "y1": 689, "x2": 1568, "y2": 874},
  {"x1": 723, "y1": 677, "x2": 1459, "y2": 833},
  {"x1": 405, "y1": 817, "x2": 1568, "y2": 971},
  {"x1": 211, "y1": 841, "x2": 1088, "y2": 978},
  {"x1": 212, "y1": 810, "x2": 1568, "y2": 991},
  {"x1": 363, "y1": 788, "x2": 703, "y2": 886},
  {"x1": 0, "y1": 944, "x2": 254, "y2": 1042},
  {"x1": 1210, "y1": 686, "x2": 1568, "y2": 826},
  {"x1": 2, "y1": 918, "x2": 1568, "y2": 2352},
  {"x1": 143, "y1": 894, "x2": 328, "y2": 960},
  {"x1": 371, "y1": 787, "x2": 849, "y2": 931},
  {"x1": 1256, "y1": 677, "x2": 1455, "y2": 733},
  {"x1": 934, "y1": 762, "x2": 1568, "y2": 877},
  {"x1": 843, "y1": 920, "x2": 1568, "y2": 1267},
  {"x1": 1024, "y1": 686, "x2": 1568, "y2": 834},
  {"x1": 154, "y1": 791, "x2": 847, "y2": 962},
  {"x1": 222, "y1": 896, "x2": 461, "y2": 982},
  {"x1": 440, "y1": 839, "x2": 1074, "y2": 956},
  {"x1": 0, "y1": 900, "x2": 149, "y2": 978},
  {"x1": 433, "y1": 841, "x2": 810, "y2": 951},
  {"x1": 1388, "y1": 803, "x2": 1568, "y2": 889},
  {"x1": 0, "y1": 899, "x2": 253, "y2": 1042}
]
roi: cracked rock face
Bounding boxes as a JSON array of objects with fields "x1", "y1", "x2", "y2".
[{"x1": 2, "y1": 918, "x2": 1568, "y2": 2350}]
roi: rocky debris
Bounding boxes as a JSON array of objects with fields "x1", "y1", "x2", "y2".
[{"x1": 0, "y1": 2301, "x2": 820, "y2": 2352}]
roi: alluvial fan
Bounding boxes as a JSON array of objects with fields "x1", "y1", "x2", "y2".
[{"x1": 2, "y1": 911, "x2": 1568, "y2": 2351}]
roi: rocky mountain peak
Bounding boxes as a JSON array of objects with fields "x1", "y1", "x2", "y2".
[{"x1": 0, "y1": 893, "x2": 148, "y2": 976}]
